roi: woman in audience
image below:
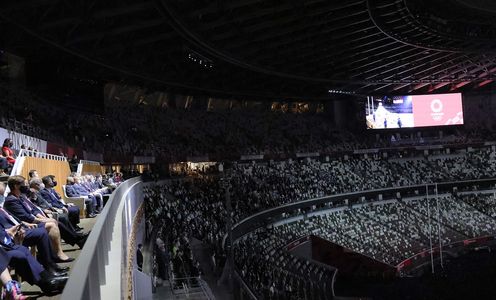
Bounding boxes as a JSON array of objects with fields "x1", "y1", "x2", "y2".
[{"x1": 1, "y1": 139, "x2": 15, "y2": 167}]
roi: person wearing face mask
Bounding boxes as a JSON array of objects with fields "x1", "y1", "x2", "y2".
[
  {"x1": 40, "y1": 176, "x2": 82, "y2": 228},
  {"x1": 0, "y1": 181, "x2": 72, "y2": 271},
  {"x1": 29, "y1": 179, "x2": 82, "y2": 233},
  {"x1": 4, "y1": 176, "x2": 87, "y2": 251},
  {"x1": 1, "y1": 139, "x2": 15, "y2": 166}
]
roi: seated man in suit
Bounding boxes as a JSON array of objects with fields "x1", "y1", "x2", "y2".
[
  {"x1": 82, "y1": 175, "x2": 107, "y2": 212},
  {"x1": 94, "y1": 174, "x2": 113, "y2": 193},
  {"x1": 40, "y1": 175, "x2": 83, "y2": 225},
  {"x1": 74, "y1": 176, "x2": 102, "y2": 213},
  {"x1": 29, "y1": 178, "x2": 83, "y2": 232},
  {"x1": 0, "y1": 182, "x2": 72, "y2": 270},
  {"x1": 4, "y1": 176, "x2": 87, "y2": 250},
  {"x1": 65, "y1": 177, "x2": 97, "y2": 218},
  {"x1": 0, "y1": 226, "x2": 68, "y2": 295}
]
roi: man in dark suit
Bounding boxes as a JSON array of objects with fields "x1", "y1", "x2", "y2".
[
  {"x1": 40, "y1": 175, "x2": 83, "y2": 225},
  {"x1": 74, "y1": 176, "x2": 102, "y2": 212},
  {"x1": 0, "y1": 182, "x2": 73, "y2": 268},
  {"x1": 65, "y1": 177, "x2": 97, "y2": 218},
  {"x1": 4, "y1": 176, "x2": 87, "y2": 250},
  {"x1": 0, "y1": 226, "x2": 68, "y2": 294},
  {"x1": 29, "y1": 178, "x2": 82, "y2": 232}
]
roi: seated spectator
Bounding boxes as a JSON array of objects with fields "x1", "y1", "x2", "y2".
[
  {"x1": 0, "y1": 182, "x2": 72, "y2": 269},
  {"x1": 4, "y1": 176, "x2": 87, "y2": 250},
  {"x1": 96, "y1": 174, "x2": 114, "y2": 192},
  {"x1": 28, "y1": 169, "x2": 38, "y2": 181},
  {"x1": 29, "y1": 179, "x2": 83, "y2": 233},
  {"x1": 40, "y1": 176, "x2": 83, "y2": 226},
  {"x1": 0, "y1": 228, "x2": 68, "y2": 295},
  {"x1": 66, "y1": 177, "x2": 98, "y2": 216},
  {"x1": 2, "y1": 139, "x2": 15, "y2": 166}
]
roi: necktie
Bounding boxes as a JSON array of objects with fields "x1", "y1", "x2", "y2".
[{"x1": 24, "y1": 198, "x2": 46, "y2": 218}]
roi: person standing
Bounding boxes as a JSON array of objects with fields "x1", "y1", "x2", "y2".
[
  {"x1": 2, "y1": 139, "x2": 15, "y2": 166},
  {"x1": 137, "y1": 244, "x2": 143, "y2": 272}
]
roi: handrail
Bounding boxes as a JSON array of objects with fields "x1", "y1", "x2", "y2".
[
  {"x1": 10, "y1": 149, "x2": 68, "y2": 177},
  {"x1": 233, "y1": 270, "x2": 257, "y2": 300},
  {"x1": 79, "y1": 159, "x2": 101, "y2": 165},
  {"x1": 225, "y1": 177, "x2": 496, "y2": 248},
  {"x1": 17, "y1": 149, "x2": 67, "y2": 161},
  {"x1": 198, "y1": 278, "x2": 215, "y2": 300},
  {"x1": 61, "y1": 177, "x2": 142, "y2": 300}
]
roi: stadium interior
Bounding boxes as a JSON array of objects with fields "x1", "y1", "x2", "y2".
[{"x1": 1, "y1": 0, "x2": 496, "y2": 299}]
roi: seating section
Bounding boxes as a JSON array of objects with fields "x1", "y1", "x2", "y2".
[
  {"x1": 459, "y1": 193, "x2": 496, "y2": 218},
  {"x1": 405, "y1": 195, "x2": 496, "y2": 238},
  {"x1": 234, "y1": 229, "x2": 334, "y2": 300},
  {"x1": 146, "y1": 176, "x2": 496, "y2": 298}
]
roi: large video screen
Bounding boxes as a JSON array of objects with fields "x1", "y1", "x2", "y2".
[{"x1": 365, "y1": 93, "x2": 463, "y2": 129}]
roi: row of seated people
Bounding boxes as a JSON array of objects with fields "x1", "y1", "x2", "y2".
[
  {"x1": 145, "y1": 181, "x2": 496, "y2": 295},
  {"x1": 0, "y1": 174, "x2": 92, "y2": 298},
  {"x1": 234, "y1": 229, "x2": 334, "y2": 300},
  {"x1": 282, "y1": 194, "x2": 496, "y2": 266},
  {"x1": 404, "y1": 195, "x2": 496, "y2": 238},
  {"x1": 458, "y1": 192, "x2": 496, "y2": 218},
  {"x1": 143, "y1": 184, "x2": 219, "y2": 284},
  {"x1": 142, "y1": 148, "x2": 496, "y2": 296},
  {"x1": 64, "y1": 174, "x2": 112, "y2": 218},
  {"x1": 0, "y1": 170, "x2": 115, "y2": 298},
  {"x1": 233, "y1": 191, "x2": 496, "y2": 297}
]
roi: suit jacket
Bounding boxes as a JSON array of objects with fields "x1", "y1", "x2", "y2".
[
  {"x1": 0, "y1": 208, "x2": 20, "y2": 229},
  {"x1": 33, "y1": 191, "x2": 53, "y2": 210},
  {"x1": 40, "y1": 188, "x2": 65, "y2": 208},
  {"x1": 74, "y1": 184, "x2": 90, "y2": 196},
  {"x1": 82, "y1": 182, "x2": 93, "y2": 192},
  {"x1": 21, "y1": 195, "x2": 45, "y2": 217},
  {"x1": 4, "y1": 194, "x2": 36, "y2": 223},
  {"x1": 65, "y1": 184, "x2": 81, "y2": 197},
  {"x1": 0, "y1": 223, "x2": 16, "y2": 252},
  {"x1": 50, "y1": 188, "x2": 63, "y2": 201}
]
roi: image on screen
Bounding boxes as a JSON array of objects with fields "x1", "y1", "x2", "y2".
[{"x1": 365, "y1": 93, "x2": 463, "y2": 129}]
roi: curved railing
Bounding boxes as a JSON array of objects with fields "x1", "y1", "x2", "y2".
[
  {"x1": 228, "y1": 178, "x2": 496, "y2": 297},
  {"x1": 61, "y1": 177, "x2": 143, "y2": 300},
  {"x1": 17, "y1": 149, "x2": 67, "y2": 160},
  {"x1": 228, "y1": 178, "x2": 496, "y2": 245}
]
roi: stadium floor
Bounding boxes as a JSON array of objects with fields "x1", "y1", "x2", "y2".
[{"x1": 20, "y1": 217, "x2": 97, "y2": 299}]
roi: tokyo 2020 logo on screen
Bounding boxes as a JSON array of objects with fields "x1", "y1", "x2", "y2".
[
  {"x1": 366, "y1": 93, "x2": 463, "y2": 129},
  {"x1": 430, "y1": 98, "x2": 444, "y2": 121}
]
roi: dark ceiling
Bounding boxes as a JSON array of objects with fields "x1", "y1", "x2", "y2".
[{"x1": 1, "y1": 0, "x2": 496, "y2": 100}]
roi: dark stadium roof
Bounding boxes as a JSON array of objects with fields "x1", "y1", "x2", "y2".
[{"x1": 1, "y1": 0, "x2": 496, "y2": 100}]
